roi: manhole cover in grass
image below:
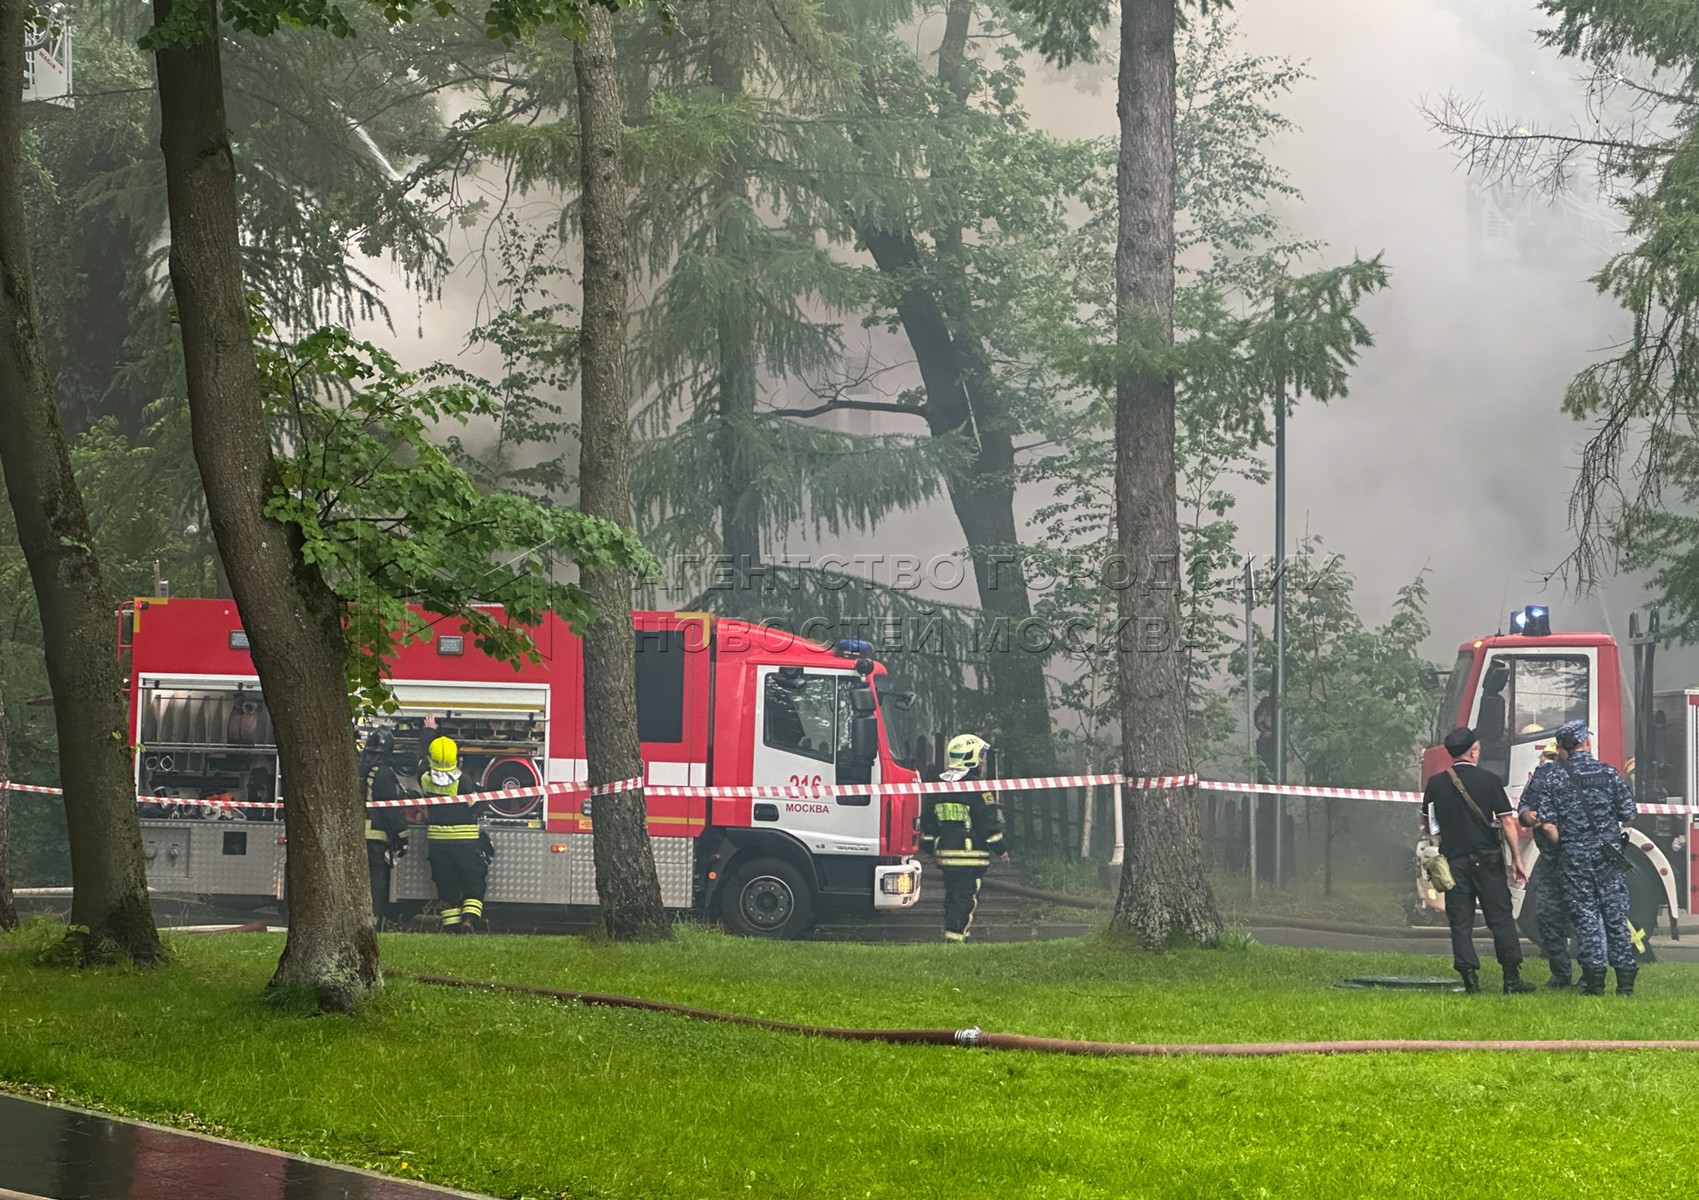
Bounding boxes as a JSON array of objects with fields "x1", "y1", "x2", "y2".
[{"x1": 1335, "y1": 975, "x2": 1458, "y2": 991}]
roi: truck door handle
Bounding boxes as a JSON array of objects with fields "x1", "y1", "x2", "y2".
[{"x1": 753, "y1": 803, "x2": 779, "y2": 822}]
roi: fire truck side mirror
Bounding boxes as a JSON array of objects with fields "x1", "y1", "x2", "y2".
[
  {"x1": 847, "y1": 686, "x2": 877, "y2": 717},
  {"x1": 849, "y1": 715, "x2": 878, "y2": 764}
]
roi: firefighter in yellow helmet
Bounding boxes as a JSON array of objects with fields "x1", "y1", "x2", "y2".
[
  {"x1": 919, "y1": 733, "x2": 1008, "y2": 942},
  {"x1": 422, "y1": 735, "x2": 493, "y2": 933}
]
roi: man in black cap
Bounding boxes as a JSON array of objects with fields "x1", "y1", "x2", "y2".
[{"x1": 1421, "y1": 725, "x2": 1535, "y2": 994}]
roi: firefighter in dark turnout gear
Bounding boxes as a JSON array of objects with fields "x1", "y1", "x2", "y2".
[
  {"x1": 360, "y1": 728, "x2": 411, "y2": 928},
  {"x1": 422, "y1": 736, "x2": 493, "y2": 933},
  {"x1": 920, "y1": 734, "x2": 1008, "y2": 942}
]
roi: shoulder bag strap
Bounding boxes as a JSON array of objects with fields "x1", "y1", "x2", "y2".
[{"x1": 1445, "y1": 767, "x2": 1499, "y2": 837}]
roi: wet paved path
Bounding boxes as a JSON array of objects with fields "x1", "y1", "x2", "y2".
[{"x1": 0, "y1": 1095, "x2": 487, "y2": 1200}]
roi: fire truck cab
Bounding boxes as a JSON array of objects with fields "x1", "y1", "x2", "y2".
[
  {"x1": 1418, "y1": 606, "x2": 1685, "y2": 955},
  {"x1": 121, "y1": 597, "x2": 923, "y2": 937}
]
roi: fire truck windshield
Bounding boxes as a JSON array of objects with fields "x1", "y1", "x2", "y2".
[{"x1": 1434, "y1": 651, "x2": 1474, "y2": 745}]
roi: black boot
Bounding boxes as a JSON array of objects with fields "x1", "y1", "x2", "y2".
[
  {"x1": 1458, "y1": 967, "x2": 1481, "y2": 994},
  {"x1": 1546, "y1": 960, "x2": 1573, "y2": 989},
  {"x1": 1616, "y1": 966, "x2": 1638, "y2": 997},
  {"x1": 1580, "y1": 967, "x2": 1608, "y2": 996},
  {"x1": 1502, "y1": 962, "x2": 1536, "y2": 995}
]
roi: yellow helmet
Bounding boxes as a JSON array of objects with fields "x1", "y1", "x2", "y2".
[
  {"x1": 428, "y1": 736, "x2": 459, "y2": 773},
  {"x1": 945, "y1": 734, "x2": 988, "y2": 772}
]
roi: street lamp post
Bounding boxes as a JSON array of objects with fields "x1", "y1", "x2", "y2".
[{"x1": 1272, "y1": 290, "x2": 1288, "y2": 887}]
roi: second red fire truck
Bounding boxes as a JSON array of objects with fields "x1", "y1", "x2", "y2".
[
  {"x1": 1418, "y1": 605, "x2": 1695, "y2": 956},
  {"x1": 122, "y1": 597, "x2": 923, "y2": 937}
]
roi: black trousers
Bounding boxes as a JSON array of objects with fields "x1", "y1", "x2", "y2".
[
  {"x1": 366, "y1": 840, "x2": 393, "y2": 924},
  {"x1": 941, "y1": 865, "x2": 985, "y2": 939},
  {"x1": 428, "y1": 840, "x2": 488, "y2": 927},
  {"x1": 1443, "y1": 850, "x2": 1522, "y2": 972}
]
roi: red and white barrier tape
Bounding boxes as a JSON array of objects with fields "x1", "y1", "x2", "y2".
[
  {"x1": 637, "y1": 773, "x2": 1135, "y2": 800},
  {"x1": 0, "y1": 780, "x2": 67, "y2": 796},
  {"x1": 145, "y1": 796, "x2": 282, "y2": 810},
  {"x1": 9, "y1": 772, "x2": 1696, "y2": 814},
  {"x1": 1198, "y1": 780, "x2": 1423, "y2": 805}
]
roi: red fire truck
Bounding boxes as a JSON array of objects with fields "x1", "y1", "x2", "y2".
[
  {"x1": 122, "y1": 597, "x2": 923, "y2": 937},
  {"x1": 1417, "y1": 605, "x2": 1691, "y2": 956}
]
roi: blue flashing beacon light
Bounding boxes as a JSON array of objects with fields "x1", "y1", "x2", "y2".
[{"x1": 1511, "y1": 605, "x2": 1551, "y2": 637}]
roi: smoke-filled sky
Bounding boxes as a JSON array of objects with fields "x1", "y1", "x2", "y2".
[
  {"x1": 1030, "y1": 0, "x2": 1674, "y2": 670},
  {"x1": 366, "y1": 0, "x2": 1685, "y2": 681},
  {"x1": 1209, "y1": 0, "x2": 1644, "y2": 659}
]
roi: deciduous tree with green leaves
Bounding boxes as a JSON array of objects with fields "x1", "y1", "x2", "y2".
[
  {"x1": 1241, "y1": 541, "x2": 1433, "y2": 892},
  {"x1": 0, "y1": 0, "x2": 163, "y2": 965},
  {"x1": 145, "y1": 0, "x2": 652, "y2": 1008}
]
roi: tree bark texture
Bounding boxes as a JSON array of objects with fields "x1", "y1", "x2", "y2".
[
  {"x1": 0, "y1": 675, "x2": 17, "y2": 931},
  {"x1": 576, "y1": 7, "x2": 669, "y2": 941},
  {"x1": 1111, "y1": 0, "x2": 1221, "y2": 948},
  {"x1": 0, "y1": 0, "x2": 161, "y2": 962},
  {"x1": 152, "y1": 0, "x2": 377, "y2": 1008}
]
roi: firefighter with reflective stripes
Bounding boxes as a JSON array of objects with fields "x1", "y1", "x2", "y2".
[
  {"x1": 360, "y1": 728, "x2": 411, "y2": 929},
  {"x1": 423, "y1": 736, "x2": 493, "y2": 933},
  {"x1": 921, "y1": 734, "x2": 1008, "y2": 943}
]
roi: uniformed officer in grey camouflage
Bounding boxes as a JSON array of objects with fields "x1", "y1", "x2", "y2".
[
  {"x1": 1520, "y1": 745, "x2": 1574, "y2": 987},
  {"x1": 1518, "y1": 721, "x2": 1638, "y2": 995}
]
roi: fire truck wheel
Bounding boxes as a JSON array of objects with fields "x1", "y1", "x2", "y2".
[{"x1": 722, "y1": 856, "x2": 814, "y2": 939}]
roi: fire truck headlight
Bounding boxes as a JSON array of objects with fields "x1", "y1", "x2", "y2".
[{"x1": 880, "y1": 872, "x2": 915, "y2": 896}]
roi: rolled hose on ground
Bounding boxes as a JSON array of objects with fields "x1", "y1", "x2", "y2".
[{"x1": 410, "y1": 972, "x2": 1699, "y2": 1057}]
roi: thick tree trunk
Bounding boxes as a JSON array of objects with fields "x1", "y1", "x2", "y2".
[
  {"x1": 856, "y1": 228, "x2": 1057, "y2": 774},
  {"x1": 0, "y1": 677, "x2": 17, "y2": 931},
  {"x1": 576, "y1": 7, "x2": 669, "y2": 941},
  {"x1": 152, "y1": 0, "x2": 377, "y2": 1009},
  {"x1": 0, "y1": 0, "x2": 160, "y2": 962},
  {"x1": 1110, "y1": 0, "x2": 1221, "y2": 948},
  {"x1": 841, "y1": 7, "x2": 1058, "y2": 773}
]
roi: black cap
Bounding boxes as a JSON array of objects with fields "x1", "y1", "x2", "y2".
[{"x1": 1442, "y1": 726, "x2": 1477, "y2": 757}]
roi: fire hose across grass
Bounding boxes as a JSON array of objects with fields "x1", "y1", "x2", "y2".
[{"x1": 411, "y1": 972, "x2": 1699, "y2": 1057}]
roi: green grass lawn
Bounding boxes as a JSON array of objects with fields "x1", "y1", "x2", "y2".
[
  {"x1": 1, "y1": 919, "x2": 1693, "y2": 1199},
  {"x1": 1023, "y1": 857, "x2": 1417, "y2": 927}
]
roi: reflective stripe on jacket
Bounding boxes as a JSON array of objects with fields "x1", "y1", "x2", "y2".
[
  {"x1": 427, "y1": 824, "x2": 481, "y2": 841},
  {"x1": 920, "y1": 780, "x2": 1006, "y2": 868}
]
